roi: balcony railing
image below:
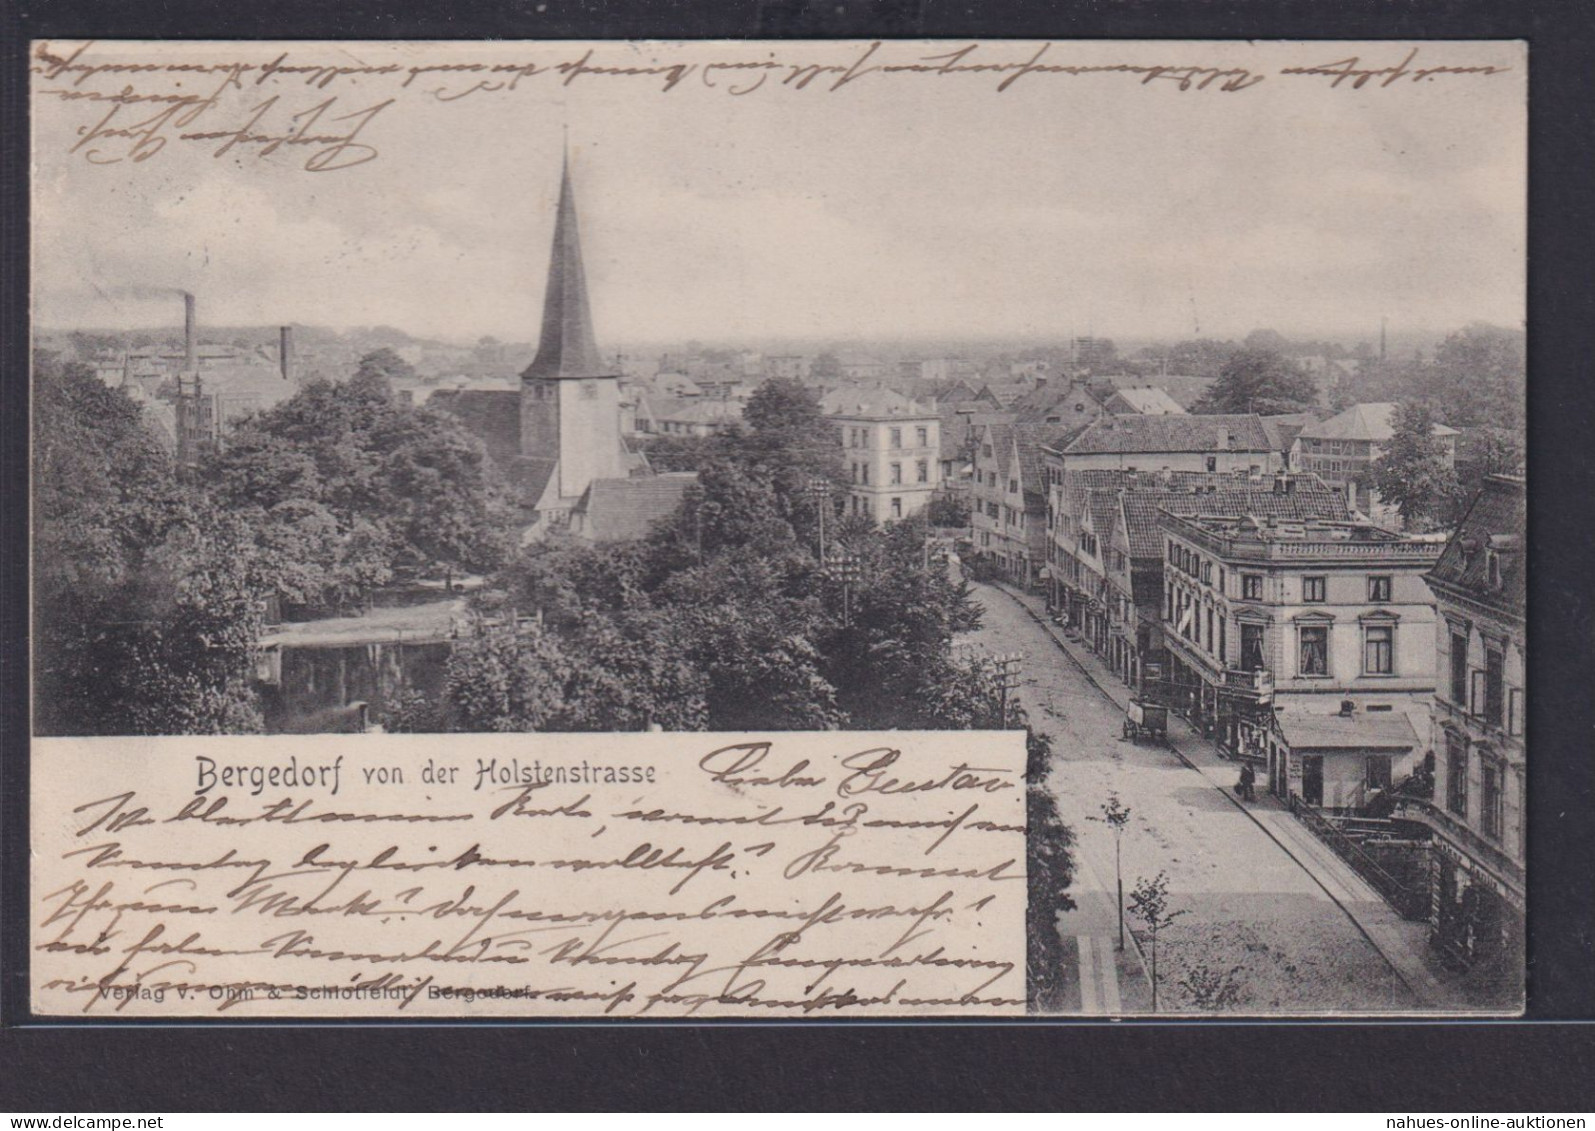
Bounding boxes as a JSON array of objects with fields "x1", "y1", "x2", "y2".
[
  {"x1": 1290, "y1": 797, "x2": 1431, "y2": 921},
  {"x1": 1391, "y1": 797, "x2": 1525, "y2": 896},
  {"x1": 1222, "y1": 667, "x2": 1273, "y2": 693}
]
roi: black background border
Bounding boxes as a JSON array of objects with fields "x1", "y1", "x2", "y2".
[{"x1": 3, "y1": 0, "x2": 1593, "y2": 1111}]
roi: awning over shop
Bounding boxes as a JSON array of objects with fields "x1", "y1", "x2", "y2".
[{"x1": 1276, "y1": 712, "x2": 1419, "y2": 754}]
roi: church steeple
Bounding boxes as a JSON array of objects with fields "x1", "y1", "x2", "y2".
[{"x1": 522, "y1": 148, "x2": 608, "y2": 381}]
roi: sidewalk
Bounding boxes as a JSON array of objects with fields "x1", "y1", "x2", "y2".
[{"x1": 987, "y1": 581, "x2": 1480, "y2": 1013}]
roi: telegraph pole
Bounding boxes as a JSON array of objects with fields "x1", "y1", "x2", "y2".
[
  {"x1": 825, "y1": 551, "x2": 863, "y2": 627},
  {"x1": 804, "y1": 477, "x2": 832, "y2": 562},
  {"x1": 994, "y1": 651, "x2": 1024, "y2": 727}
]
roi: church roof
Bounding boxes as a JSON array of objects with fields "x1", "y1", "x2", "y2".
[
  {"x1": 522, "y1": 152, "x2": 610, "y2": 382},
  {"x1": 573, "y1": 473, "x2": 699, "y2": 542}
]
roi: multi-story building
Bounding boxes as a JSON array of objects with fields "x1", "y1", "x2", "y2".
[
  {"x1": 972, "y1": 421, "x2": 1053, "y2": 588},
  {"x1": 1047, "y1": 470, "x2": 1352, "y2": 692},
  {"x1": 1396, "y1": 474, "x2": 1525, "y2": 990},
  {"x1": 824, "y1": 387, "x2": 942, "y2": 524},
  {"x1": 1293, "y1": 402, "x2": 1458, "y2": 526},
  {"x1": 1160, "y1": 509, "x2": 1443, "y2": 811}
]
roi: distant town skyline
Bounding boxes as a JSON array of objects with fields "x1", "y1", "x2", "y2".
[{"x1": 34, "y1": 40, "x2": 1524, "y2": 344}]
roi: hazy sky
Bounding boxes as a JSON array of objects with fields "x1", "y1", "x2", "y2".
[{"x1": 32, "y1": 39, "x2": 1525, "y2": 346}]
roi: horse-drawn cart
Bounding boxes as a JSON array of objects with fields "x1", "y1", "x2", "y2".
[{"x1": 1121, "y1": 698, "x2": 1169, "y2": 745}]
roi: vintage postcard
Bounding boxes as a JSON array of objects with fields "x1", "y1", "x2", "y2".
[{"x1": 28, "y1": 38, "x2": 1525, "y2": 1018}]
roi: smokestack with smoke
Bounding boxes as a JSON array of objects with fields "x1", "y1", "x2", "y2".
[
  {"x1": 183, "y1": 291, "x2": 196, "y2": 373},
  {"x1": 279, "y1": 326, "x2": 294, "y2": 382}
]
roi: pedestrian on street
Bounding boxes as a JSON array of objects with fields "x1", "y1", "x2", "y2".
[{"x1": 1239, "y1": 761, "x2": 1256, "y2": 802}]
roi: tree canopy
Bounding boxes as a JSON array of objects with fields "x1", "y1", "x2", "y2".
[
  {"x1": 1192, "y1": 347, "x2": 1319, "y2": 416},
  {"x1": 204, "y1": 351, "x2": 515, "y2": 611},
  {"x1": 437, "y1": 389, "x2": 991, "y2": 735},
  {"x1": 1368, "y1": 401, "x2": 1462, "y2": 532},
  {"x1": 33, "y1": 353, "x2": 263, "y2": 735}
]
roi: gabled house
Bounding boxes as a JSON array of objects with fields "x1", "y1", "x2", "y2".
[{"x1": 971, "y1": 420, "x2": 1053, "y2": 588}]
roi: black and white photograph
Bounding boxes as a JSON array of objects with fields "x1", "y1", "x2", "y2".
[{"x1": 26, "y1": 38, "x2": 1527, "y2": 1019}]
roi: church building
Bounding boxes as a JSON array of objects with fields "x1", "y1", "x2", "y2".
[{"x1": 433, "y1": 153, "x2": 692, "y2": 543}]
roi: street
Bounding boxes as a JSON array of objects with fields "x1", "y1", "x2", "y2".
[{"x1": 963, "y1": 580, "x2": 1422, "y2": 1015}]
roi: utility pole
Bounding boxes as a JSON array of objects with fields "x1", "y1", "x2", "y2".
[
  {"x1": 804, "y1": 477, "x2": 832, "y2": 562},
  {"x1": 994, "y1": 651, "x2": 1024, "y2": 727},
  {"x1": 825, "y1": 550, "x2": 863, "y2": 627}
]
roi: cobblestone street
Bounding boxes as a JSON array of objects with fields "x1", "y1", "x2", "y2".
[{"x1": 963, "y1": 579, "x2": 1446, "y2": 1016}]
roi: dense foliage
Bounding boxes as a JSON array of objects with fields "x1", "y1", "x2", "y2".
[
  {"x1": 1366, "y1": 401, "x2": 1464, "y2": 532},
  {"x1": 1333, "y1": 323, "x2": 1525, "y2": 431},
  {"x1": 442, "y1": 380, "x2": 989, "y2": 733},
  {"x1": 1190, "y1": 347, "x2": 1319, "y2": 416},
  {"x1": 202, "y1": 348, "x2": 515, "y2": 613},
  {"x1": 33, "y1": 348, "x2": 516, "y2": 733},
  {"x1": 33, "y1": 353, "x2": 263, "y2": 734}
]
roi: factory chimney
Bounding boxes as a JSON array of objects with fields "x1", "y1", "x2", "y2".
[
  {"x1": 279, "y1": 326, "x2": 294, "y2": 382},
  {"x1": 183, "y1": 291, "x2": 197, "y2": 372}
]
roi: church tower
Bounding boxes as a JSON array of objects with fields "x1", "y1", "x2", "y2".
[{"x1": 520, "y1": 150, "x2": 627, "y2": 513}]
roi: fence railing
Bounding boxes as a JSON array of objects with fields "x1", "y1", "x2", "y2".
[{"x1": 1289, "y1": 797, "x2": 1431, "y2": 920}]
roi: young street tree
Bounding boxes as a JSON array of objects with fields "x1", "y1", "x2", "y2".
[{"x1": 1128, "y1": 871, "x2": 1186, "y2": 1012}]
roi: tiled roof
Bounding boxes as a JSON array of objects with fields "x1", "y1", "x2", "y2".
[
  {"x1": 937, "y1": 404, "x2": 973, "y2": 461},
  {"x1": 1115, "y1": 475, "x2": 1351, "y2": 558},
  {"x1": 934, "y1": 380, "x2": 985, "y2": 405},
  {"x1": 429, "y1": 388, "x2": 523, "y2": 469},
  {"x1": 1277, "y1": 712, "x2": 1419, "y2": 752},
  {"x1": 1106, "y1": 387, "x2": 1186, "y2": 415},
  {"x1": 1065, "y1": 413, "x2": 1272, "y2": 455},
  {"x1": 1428, "y1": 474, "x2": 1525, "y2": 615},
  {"x1": 648, "y1": 395, "x2": 743, "y2": 424},
  {"x1": 574, "y1": 473, "x2": 699, "y2": 542},
  {"x1": 822, "y1": 386, "x2": 931, "y2": 418},
  {"x1": 1298, "y1": 402, "x2": 1458, "y2": 443},
  {"x1": 1009, "y1": 381, "x2": 1098, "y2": 421},
  {"x1": 1098, "y1": 374, "x2": 1215, "y2": 410},
  {"x1": 983, "y1": 421, "x2": 1016, "y2": 476},
  {"x1": 508, "y1": 456, "x2": 559, "y2": 511},
  {"x1": 1261, "y1": 412, "x2": 1321, "y2": 455},
  {"x1": 1086, "y1": 490, "x2": 1119, "y2": 540},
  {"x1": 979, "y1": 381, "x2": 1034, "y2": 408},
  {"x1": 1011, "y1": 422, "x2": 1052, "y2": 505}
]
